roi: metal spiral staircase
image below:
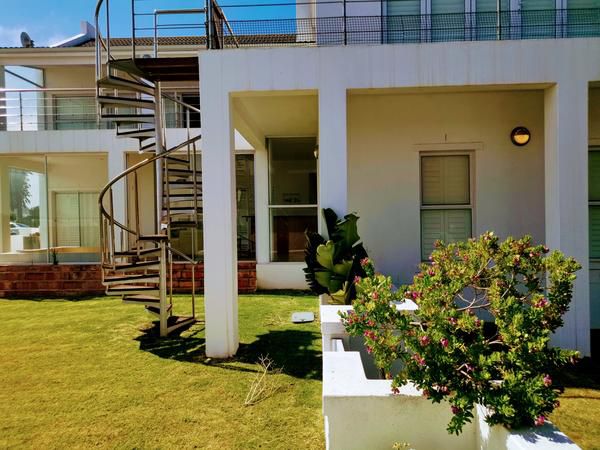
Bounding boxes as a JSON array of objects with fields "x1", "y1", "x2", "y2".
[{"x1": 94, "y1": 0, "x2": 224, "y2": 336}]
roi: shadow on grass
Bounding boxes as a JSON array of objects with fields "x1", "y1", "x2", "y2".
[
  {"x1": 136, "y1": 323, "x2": 321, "y2": 380},
  {"x1": 553, "y1": 357, "x2": 600, "y2": 390}
]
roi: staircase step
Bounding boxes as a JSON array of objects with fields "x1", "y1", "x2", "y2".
[
  {"x1": 164, "y1": 206, "x2": 203, "y2": 212},
  {"x1": 164, "y1": 195, "x2": 201, "y2": 203},
  {"x1": 165, "y1": 156, "x2": 191, "y2": 164},
  {"x1": 166, "y1": 168, "x2": 201, "y2": 177},
  {"x1": 166, "y1": 316, "x2": 196, "y2": 333},
  {"x1": 145, "y1": 304, "x2": 173, "y2": 317},
  {"x1": 114, "y1": 247, "x2": 161, "y2": 258},
  {"x1": 138, "y1": 234, "x2": 169, "y2": 242},
  {"x1": 117, "y1": 128, "x2": 156, "y2": 139},
  {"x1": 98, "y1": 75, "x2": 155, "y2": 96},
  {"x1": 167, "y1": 181, "x2": 202, "y2": 189},
  {"x1": 103, "y1": 273, "x2": 160, "y2": 286},
  {"x1": 139, "y1": 142, "x2": 156, "y2": 153},
  {"x1": 122, "y1": 294, "x2": 161, "y2": 307},
  {"x1": 108, "y1": 285, "x2": 159, "y2": 296},
  {"x1": 99, "y1": 95, "x2": 155, "y2": 110},
  {"x1": 104, "y1": 260, "x2": 160, "y2": 272},
  {"x1": 168, "y1": 221, "x2": 198, "y2": 228},
  {"x1": 101, "y1": 114, "x2": 155, "y2": 124}
]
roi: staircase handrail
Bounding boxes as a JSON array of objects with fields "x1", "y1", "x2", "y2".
[{"x1": 98, "y1": 134, "x2": 202, "y2": 237}]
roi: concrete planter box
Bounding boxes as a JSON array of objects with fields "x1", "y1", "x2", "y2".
[{"x1": 321, "y1": 305, "x2": 580, "y2": 450}]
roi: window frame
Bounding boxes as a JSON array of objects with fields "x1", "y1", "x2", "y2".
[
  {"x1": 589, "y1": 147, "x2": 600, "y2": 261},
  {"x1": 419, "y1": 151, "x2": 475, "y2": 261}
]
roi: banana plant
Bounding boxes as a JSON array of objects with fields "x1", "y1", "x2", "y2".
[{"x1": 303, "y1": 208, "x2": 368, "y2": 304}]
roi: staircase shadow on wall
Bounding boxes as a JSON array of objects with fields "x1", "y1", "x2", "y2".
[{"x1": 135, "y1": 325, "x2": 322, "y2": 380}]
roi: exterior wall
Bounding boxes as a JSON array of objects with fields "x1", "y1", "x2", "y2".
[
  {"x1": 200, "y1": 37, "x2": 600, "y2": 354},
  {"x1": 0, "y1": 261, "x2": 257, "y2": 298},
  {"x1": 348, "y1": 90, "x2": 545, "y2": 285}
]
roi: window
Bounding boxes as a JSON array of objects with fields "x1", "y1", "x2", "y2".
[
  {"x1": 420, "y1": 154, "x2": 472, "y2": 260},
  {"x1": 269, "y1": 137, "x2": 318, "y2": 262},
  {"x1": 589, "y1": 150, "x2": 600, "y2": 259},
  {"x1": 387, "y1": 0, "x2": 421, "y2": 43},
  {"x1": 431, "y1": 0, "x2": 465, "y2": 42},
  {"x1": 0, "y1": 153, "x2": 107, "y2": 264},
  {"x1": 54, "y1": 192, "x2": 100, "y2": 247},
  {"x1": 521, "y1": 0, "x2": 556, "y2": 39},
  {"x1": 567, "y1": 0, "x2": 600, "y2": 37},
  {"x1": 54, "y1": 96, "x2": 97, "y2": 130}
]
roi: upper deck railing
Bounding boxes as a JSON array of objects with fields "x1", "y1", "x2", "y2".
[
  {"x1": 0, "y1": 88, "x2": 200, "y2": 132},
  {"x1": 94, "y1": 0, "x2": 600, "y2": 61}
]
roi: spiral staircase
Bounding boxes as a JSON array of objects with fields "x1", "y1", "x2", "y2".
[{"x1": 94, "y1": 0, "x2": 229, "y2": 336}]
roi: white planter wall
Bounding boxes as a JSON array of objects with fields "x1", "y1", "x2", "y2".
[{"x1": 321, "y1": 305, "x2": 581, "y2": 450}]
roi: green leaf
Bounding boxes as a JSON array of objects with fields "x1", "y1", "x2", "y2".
[
  {"x1": 316, "y1": 241, "x2": 335, "y2": 270},
  {"x1": 332, "y1": 214, "x2": 361, "y2": 254}
]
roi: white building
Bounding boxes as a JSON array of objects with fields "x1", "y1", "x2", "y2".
[{"x1": 1, "y1": 0, "x2": 599, "y2": 358}]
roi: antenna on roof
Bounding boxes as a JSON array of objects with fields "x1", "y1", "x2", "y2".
[{"x1": 20, "y1": 32, "x2": 35, "y2": 48}]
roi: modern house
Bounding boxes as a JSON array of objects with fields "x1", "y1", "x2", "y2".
[{"x1": 1, "y1": 0, "x2": 599, "y2": 357}]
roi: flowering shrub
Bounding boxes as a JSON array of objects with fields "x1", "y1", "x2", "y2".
[{"x1": 341, "y1": 233, "x2": 580, "y2": 434}]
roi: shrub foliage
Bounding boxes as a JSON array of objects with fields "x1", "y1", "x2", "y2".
[{"x1": 341, "y1": 233, "x2": 580, "y2": 434}]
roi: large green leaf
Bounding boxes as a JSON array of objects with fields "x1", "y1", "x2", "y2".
[
  {"x1": 316, "y1": 241, "x2": 335, "y2": 270},
  {"x1": 314, "y1": 270, "x2": 344, "y2": 293},
  {"x1": 332, "y1": 213, "x2": 361, "y2": 260}
]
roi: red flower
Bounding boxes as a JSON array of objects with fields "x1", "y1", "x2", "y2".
[
  {"x1": 353, "y1": 275, "x2": 362, "y2": 284},
  {"x1": 372, "y1": 291, "x2": 379, "y2": 300},
  {"x1": 419, "y1": 335, "x2": 431, "y2": 346},
  {"x1": 440, "y1": 337, "x2": 449, "y2": 348},
  {"x1": 451, "y1": 406, "x2": 461, "y2": 415},
  {"x1": 543, "y1": 375, "x2": 552, "y2": 387},
  {"x1": 535, "y1": 298, "x2": 549, "y2": 308},
  {"x1": 534, "y1": 415, "x2": 545, "y2": 427},
  {"x1": 360, "y1": 257, "x2": 370, "y2": 267}
]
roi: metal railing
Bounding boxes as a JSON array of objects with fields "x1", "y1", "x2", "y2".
[
  {"x1": 127, "y1": 0, "x2": 600, "y2": 48},
  {"x1": 0, "y1": 88, "x2": 200, "y2": 131}
]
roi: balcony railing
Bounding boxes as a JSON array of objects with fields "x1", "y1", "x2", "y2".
[
  {"x1": 0, "y1": 88, "x2": 200, "y2": 132},
  {"x1": 125, "y1": 0, "x2": 600, "y2": 49}
]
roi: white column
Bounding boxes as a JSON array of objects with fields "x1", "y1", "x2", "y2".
[
  {"x1": 318, "y1": 86, "x2": 348, "y2": 235},
  {"x1": 200, "y1": 77, "x2": 238, "y2": 358},
  {"x1": 544, "y1": 80, "x2": 590, "y2": 356},
  {"x1": 108, "y1": 149, "x2": 126, "y2": 251}
]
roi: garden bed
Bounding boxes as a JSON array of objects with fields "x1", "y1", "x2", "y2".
[{"x1": 321, "y1": 305, "x2": 581, "y2": 450}]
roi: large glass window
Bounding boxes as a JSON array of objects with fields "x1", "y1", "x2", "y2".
[
  {"x1": 269, "y1": 137, "x2": 318, "y2": 262},
  {"x1": 0, "y1": 154, "x2": 108, "y2": 264},
  {"x1": 164, "y1": 153, "x2": 255, "y2": 262},
  {"x1": 420, "y1": 154, "x2": 472, "y2": 260},
  {"x1": 589, "y1": 150, "x2": 600, "y2": 259}
]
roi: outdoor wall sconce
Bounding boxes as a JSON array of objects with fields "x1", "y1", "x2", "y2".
[
  {"x1": 511, "y1": 127, "x2": 531, "y2": 146},
  {"x1": 314, "y1": 146, "x2": 319, "y2": 159}
]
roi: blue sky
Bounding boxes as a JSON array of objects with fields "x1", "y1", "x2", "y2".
[{"x1": 0, "y1": 0, "x2": 296, "y2": 47}]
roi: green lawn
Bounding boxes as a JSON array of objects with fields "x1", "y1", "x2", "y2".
[
  {"x1": 550, "y1": 359, "x2": 600, "y2": 450},
  {"x1": 1, "y1": 294, "x2": 599, "y2": 450},
  {"x1": 0, "y1": 294, "x2": 324, "y2": 450}
]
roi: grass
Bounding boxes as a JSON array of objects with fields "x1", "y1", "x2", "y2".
[
  {"x1": 1, "y1": 294, "x2": 599, "y2": 450},
  {"x1": 0, "y1": 294, "x2": 324, "y2": 450},
  {"x1": 550, "y1": 359, "x2": 600, "y2": 450}
]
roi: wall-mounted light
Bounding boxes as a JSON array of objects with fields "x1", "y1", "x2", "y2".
[
  {"x1": 314, "y1": 145, "x2": 319, "y2": 159},
  {"x1": 511, "y1": 127, "x2": 531, "y2": 147}
]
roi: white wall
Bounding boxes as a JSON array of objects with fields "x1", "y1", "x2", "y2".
[{"x1": 348, "y1": 89, "x2": 546, "y2": 284}]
